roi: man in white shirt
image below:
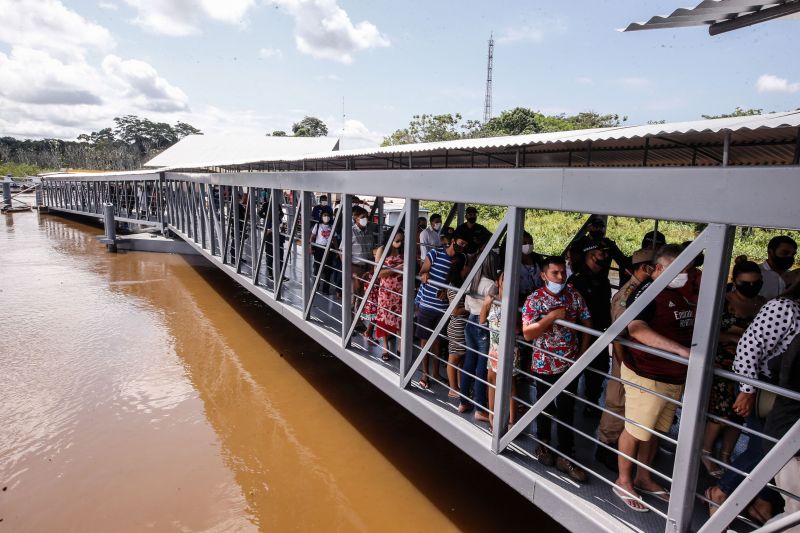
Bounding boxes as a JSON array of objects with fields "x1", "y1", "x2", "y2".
[
  {"x1": 419, "y1": 213, "x2": 442, "y2": 258},
  {"x1": 759, "y1": 235, "x2": 797, "y2": 300}
]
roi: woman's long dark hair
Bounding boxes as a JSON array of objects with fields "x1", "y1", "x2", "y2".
[{"x1": 383, "y1": 228, "x2": 404, "y2": 255}]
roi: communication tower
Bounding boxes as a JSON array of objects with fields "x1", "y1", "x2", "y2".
[{"x1": 483, "y1": 33, "x2": 494, "y2": 124}]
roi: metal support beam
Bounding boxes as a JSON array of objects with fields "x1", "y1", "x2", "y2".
[
  {"x1": 270, "y1": 189, "x2": 282, "y2": 292},
  {"x1": 665, "y1": 224, "x2": 735, "y2": 533},
  {"x1": 301, "y1": 190, "x2": 313, "y2": 311},
  {"x1": 341, "y1": 194, "x2": 353, "y2": 345},
  {"x1": 492, "y1": 206, "x2": 523, "y2": 453},
  {"x1": 400, "y1": 198, "x2": 419, "y2": 383}
]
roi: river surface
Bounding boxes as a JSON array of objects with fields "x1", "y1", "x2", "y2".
[{"x1": 0, "y1": 209, "x2": 562, "y2": 532}]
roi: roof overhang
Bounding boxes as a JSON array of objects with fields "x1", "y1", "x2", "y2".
[{"x1": 623, "y1": 0, "x2": 800, "y2": 35}]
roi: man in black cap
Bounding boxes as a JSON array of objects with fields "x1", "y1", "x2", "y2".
[
  {"x1": 568, "y1": 240, "x2": 613, "y2": 415},
  {"x1": 575, "y1": 215, "x2": 630, "y2": 283},
  {"x1": 455, "y1": 205, "x2": 492, "y2": 255}
]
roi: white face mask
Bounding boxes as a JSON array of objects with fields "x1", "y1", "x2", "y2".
[
  {"x1": 321, "y1": 201, "x2": 328, "y2": 206},
  {"x1": 545, "y1": 280, "x2": 566, "y2": 294},
  {"x1": 522, "y1": 244, "x2": 532, "y2": 255},
  {"x1": 668, "y1": 272, "x2": 688, "y2": 289},
  {"x1": 433, "y1": 222, "x2": 441, "y2": 231},
  {"x1": 356, "y1": 217, "x2": 367, "y2": 228}
]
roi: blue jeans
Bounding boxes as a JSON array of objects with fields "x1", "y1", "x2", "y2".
[{"x1": 460, "y1": 314, "x2": 489, "y2": 410}]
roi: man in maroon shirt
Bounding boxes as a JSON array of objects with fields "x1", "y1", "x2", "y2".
[{"x1": 613, "y1": 244, "x2": 695, "y2": 512}]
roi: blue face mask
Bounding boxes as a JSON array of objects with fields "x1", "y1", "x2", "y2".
[{"x1": 545, "y1": 280, "x2": 566, "y2": 294}]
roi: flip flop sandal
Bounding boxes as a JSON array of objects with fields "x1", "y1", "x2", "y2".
[
  {"x1": 613, "y1": 486, "x2": 649, "y2": 513},
  {"x1": 417, "y1": 378, "x2": 430, "y2": 390},
  {"x1": 635, "y1": 486, "x2": 671, "y2": 503},
  {"x1": 705, "y1": 487, "x2": 720, "y2": 517}
]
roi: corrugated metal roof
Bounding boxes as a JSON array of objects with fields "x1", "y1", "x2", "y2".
[
  {"x1": 299, "y1": 111, "x2": 800, "y2": 161},
  {"x1": 623, "y1": 0, "x2": 800, "y2": 33},
  {"x1": 143, "y1": 134, "x2": 340, "y2": 168}
]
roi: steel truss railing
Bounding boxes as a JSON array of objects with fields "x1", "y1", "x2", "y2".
[{"x1": 40, "y1": 166, "x2": 800, "y2": 533}]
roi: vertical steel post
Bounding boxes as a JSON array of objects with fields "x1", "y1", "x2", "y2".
[
  {"x1": 722, "y1": 131, "x2": 731, "y2": 167},
  {"x1": 2, "y1": 182, "x2": 11, "y2": 210},
  {"x1": 249, "y1": 187, "x2": 258, "y2": 276},
  {"x1": 457, "y1": 203, "x2": 466, "y2": 226},
  {"x1": 341, "y1": 194, "x2": 353, "y2": 346},
  {"x1": 157, "y1": 172, "x2": 166, "y2": 234},
  {"x1": 301, "y1": 190, "x2": 313, "y2": 311},
  {"x1": 270, "y1": 189, "x2": 282, "y2": 294},
  {"x1": 103, "y1": 202, "x2": 117, "y2": 253},
  {"x1": 232, "y1": 186, "x2": 241, "y2": 264},
  {"x1": 665, "y1": 223, "x2": 735, "y2": 533},
  {"x1": 492, "y1": 206, "x2": 523, "y2": 452},
  {"x1": 400, "y1": 197, "x2": 420, "y2": 383}
]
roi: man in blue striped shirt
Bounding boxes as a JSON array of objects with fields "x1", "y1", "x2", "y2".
[{"x1": 414, "y1": 230, "x2": 468, "y2": 388}]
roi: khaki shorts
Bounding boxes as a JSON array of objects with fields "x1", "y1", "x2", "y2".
[{"x1": 621, "y1": 363, "x2": 684, "y2": 442}]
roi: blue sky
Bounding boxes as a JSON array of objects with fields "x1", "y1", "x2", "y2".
[{"x1": 1, "y1": 0, "x2": 798, "y2": 147}]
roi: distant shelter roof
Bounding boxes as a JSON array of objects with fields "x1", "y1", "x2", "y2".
[{"x1": 143, "y1": 134, "x2": 340, "y2": 169}]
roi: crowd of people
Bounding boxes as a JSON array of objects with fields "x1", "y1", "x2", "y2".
[{"x1": 299, "y1": 197, "x2": 799, "y2": 523}]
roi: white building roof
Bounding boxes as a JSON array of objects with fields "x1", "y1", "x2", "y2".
[{"x1": 143, "y1": 135, "x2": 340, "y2": 168}]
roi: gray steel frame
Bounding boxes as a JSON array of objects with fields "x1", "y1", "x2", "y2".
[{"x1": 40, "y1": 164, "x2": 800, "y2": 533}]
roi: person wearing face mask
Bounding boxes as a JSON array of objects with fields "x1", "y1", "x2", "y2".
[
  {"x1": 594, "y1": 248, "x2": 655, "y2": 472},
  {"x1": 574, "y1": 215, "x2": 630, "y2": 284},
  {"x1": 414, "y1": 230, "x2": 469, "y2": 389},
  {"x1": 375, "y1": 230, "x2": 405, "y2": 361},
  {"x1": 700, "y1": 258, "x2": 766, "y2": 478},
  {"x1": 347, "y1": 206, "x2": 376, "y2": 322},
  {"x1": 522, "y1": 256, "x2": 592, "y2": 483},
  {"x1": 310, "y1": 211, "x2": 337, "y2": 296},
  {"x1": 311, "y1": 194, "x2": 334, "y2": 225},
  {"x1": 419, "y1": 213, "x2": 442, "y2": 259},
  {"x1": 613, "y1": 244, "x2": 695, "y2": 512},
  {"x1": 455, "y1": 206, "x2": 492, "y2": 255},
  {"x1": 568, "y1": 242, "x2": 613, "y2": 415},
  {"x1": 759, "y1": 235, "x2": 797, "y2": 300}
]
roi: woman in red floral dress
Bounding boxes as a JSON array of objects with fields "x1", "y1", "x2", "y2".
[{"x1": 375, "y1": 230, "x2": 405, "y2": 361}]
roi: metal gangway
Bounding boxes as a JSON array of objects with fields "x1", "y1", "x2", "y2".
[{"x1": 39, "y1": 113, "x2": 800, "y2": 533}]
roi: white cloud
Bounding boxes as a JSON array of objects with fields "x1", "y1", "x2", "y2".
[
  {"x1": 123, "y1": 0, "x2": 255, "y2": 36},
  {"x1": 0, "y1": 47, "x2": 104, "y2": 105},
  {"x1": 757, "y1": 74, "x2": 800, "y2": 94},
  {"x1": 496, "y1": 19, "x2": 565, "y2": 45},
  {"x1": 330, "y1": 118, "x2": 384, "y2": 148},
  {"x1": 98, "y1": 1, "x2": 118, "y2": 9},
  {"x1": 619, "y1": 77, "x2": 650, "y2": 89},
  {"x1": 314, "y1": 74, "x2": 342, "y2": 82},
  {"x1": 0, "y1": 0, "x2": 114, "y2": 60},
  {"x1": 259, "y1": 48, "x2": 284, "y2": 60},
  {"x1": 102, "y1": 55, "x2": 189, "y2": 112},
  {"x1": 272, "y1": 0, "x2": 390, "y2": 63}
]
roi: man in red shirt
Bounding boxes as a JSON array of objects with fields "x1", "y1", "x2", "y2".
[{"x1": 613, "y1": 244, "x2": 695, "y2": 512}]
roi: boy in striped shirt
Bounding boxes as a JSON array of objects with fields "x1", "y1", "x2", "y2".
[{"x1": 414, "y1": 230, "x2": 468, "y2": 388}]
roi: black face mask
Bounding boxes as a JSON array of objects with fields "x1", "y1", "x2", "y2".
[
  {"x1": 589, "y1": 230, "x2": 605, "y2": 240},
  {"x1": 466, "y1": 215, "x2": 477, "y2": 224},
  {"x1": 773, "y1": 255, "x2": 795, "y2": 271},
  {"x1": 453, "y1": 244, "x2": 464, "y2": 253},
  {"x1": 736, "y1": 281, "x2": 763, "y2": 298},
  {"x1": 694, "y1": 253, "x2": 705, "y2": 268}
]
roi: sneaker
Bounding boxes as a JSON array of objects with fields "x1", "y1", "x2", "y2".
[
  {"x1": 556, "y1": 456, "x2": 588, "y2": 483},
  {"x1": 534, "y1": 445, "x2": 555, "y2": 467},
  {"x1": 595, "y1": 444, "x2": 619, "y2": 473}
]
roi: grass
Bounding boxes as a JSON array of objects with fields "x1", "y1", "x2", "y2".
[
  {"x1": 0, "y1": 162, "x2": 51, "y2": 177},
  {"x1": 421, "y1": 201, "x2": 799, "y2": 268}
]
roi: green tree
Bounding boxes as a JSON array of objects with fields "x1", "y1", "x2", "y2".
[
  {"x1": 77, "y1": 127, "x2": 115, "y2": 146},
  {"x1": 702, "y1": 107, "x2": 763, "y2": 119},
  {"x1": 382, "y1": 113, "x2": 467, "y2": 146},
  {"x1": 269, "y1": 130, "x2": 287, "y2": 137},
  {"x1": 174, "y1": 121, "x2": 202, "y2": 138},
  {"x1": 292, "y1": 116, "x2": 328, "y2": 137}
]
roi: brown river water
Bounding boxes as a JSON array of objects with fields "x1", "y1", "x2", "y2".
[{"x1": 0, "y1": 209, "x2": 562, "y2": 532}]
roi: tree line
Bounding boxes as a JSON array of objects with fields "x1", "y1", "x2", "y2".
[{"x1": 0, "y1": 116, "x2": 202, "y2": 172}]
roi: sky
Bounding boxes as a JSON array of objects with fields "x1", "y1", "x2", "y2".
[{"x1": 0, "y1": 0, "x2": 798, "y2": 148}]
